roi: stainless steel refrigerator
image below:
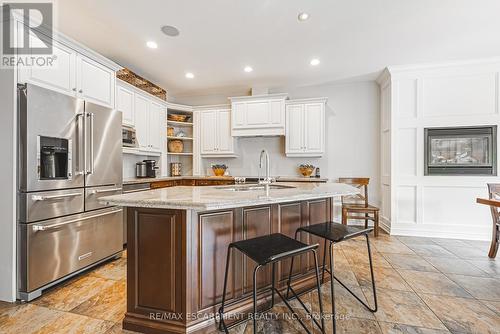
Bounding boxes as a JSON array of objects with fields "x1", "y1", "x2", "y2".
[{"x1": 17, "y1": 83, "x2": 123, "y2": 301}]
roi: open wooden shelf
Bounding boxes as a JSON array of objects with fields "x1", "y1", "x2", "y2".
[
  {"x1": 167, "y1": 120, "x2": 193, "y2": 127},
  {"x1": 168, "y1": 152, "x2": 193, "y2": 156},
  {"x1": 167, "y1": 136, "x2": 193, "y2": 140},
  {"x1": 123, "y1": 147, "x2": 161, "y2": 157}
]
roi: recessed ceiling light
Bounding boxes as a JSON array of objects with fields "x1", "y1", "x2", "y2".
[
  {"x1": 185, "y1": 72, "x2": 194, "y2": 79},
  {"x1": 244, "y1": 66, "x2": 253, "y2": 73},
  {"x1": 298, "y1": 12, "x2": 309, "y2": 21},
  {"x1": 310, "y1": 58, "x2": 320, "y2": 66},
  {"x1": 146, "y1": 41, "x2": 158, "y2": 49},
  {"x1": 161, "y1": 25, "x2": 180, "y2": 37}
]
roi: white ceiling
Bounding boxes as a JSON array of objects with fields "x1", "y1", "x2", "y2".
[{"x1": 54, "y1": 0, "x2": 500, "y2": 97}]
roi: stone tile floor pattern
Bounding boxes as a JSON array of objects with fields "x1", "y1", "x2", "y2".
[{"x1": 0, "y1": 233, "x2": 499, "y2": 333}]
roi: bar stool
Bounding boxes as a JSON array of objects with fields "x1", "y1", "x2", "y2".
[
  {"x1": 218, "y1": 233, "x2": 325, "y2": 334},
  {"x1": 287, "y1": 223, "x2": 378, "y2": 333}
]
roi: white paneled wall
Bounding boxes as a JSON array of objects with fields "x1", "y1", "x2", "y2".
[{"x1": 378, "y1": 59, "x2": 500, "y2": 240}]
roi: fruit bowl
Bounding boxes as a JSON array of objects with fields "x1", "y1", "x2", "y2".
[
  {"x1": 298, "y1": 164, "x2": 315, "y2": 177},
  {"x1": 212, "y1": 164, "x2": 227, "y2": 177}
]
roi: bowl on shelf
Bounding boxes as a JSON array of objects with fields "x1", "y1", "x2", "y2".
[
  {"x1": 212, "y1": 164, "x2": 227, "y2": 177},
  {"x1": 298, "y1": 164, "x2": 315, "y2": 177},
  {"x1": 167, "y1": 127, "x2": 175, "y2": 137},
  {"x1": 168, "y1": 114, "x2": 190, "y2": 122},
  {"x1": 168, "y1": 140, "x2": 184, "y2": 153}
]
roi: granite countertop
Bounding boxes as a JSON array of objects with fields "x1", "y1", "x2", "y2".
[
  {"x1": 123, "y1": 175, "x2": 329, "y2": 185},
  {"x1": 123, "y1": 175, "x2": 234, "y2": 185},
  {"x1": 101, "y1": 182, "x2": 358, "y2": 211}
]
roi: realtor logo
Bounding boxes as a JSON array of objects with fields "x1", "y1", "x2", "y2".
[{"x1": 1, "y1": 2, "x2": 54, "y2": 67}]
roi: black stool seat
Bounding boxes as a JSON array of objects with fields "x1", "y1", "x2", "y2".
[
  {"x1": 231, "y1": 233, "x2": 317, "y2": 265},
  {"x1": 298, "y1": 222, "x2": 373, "y2": 243}
]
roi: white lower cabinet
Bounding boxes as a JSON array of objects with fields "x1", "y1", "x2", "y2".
[
  {"x1": 200, "y1": 109, "x2": 236, "y2": 156},
  {"x1": 285, "y1": 98, "x2": 327, "y2": 157}
]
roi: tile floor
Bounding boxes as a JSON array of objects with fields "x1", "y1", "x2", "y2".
[{"x1": 0, "y1": 233, "x2": 499, "y2": 334}]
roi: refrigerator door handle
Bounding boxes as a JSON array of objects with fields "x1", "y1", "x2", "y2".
[
  {"x1": 87, "y1": 112, "x2": 95, "y2": 175},
  {"x1": 75, "y1": 112, "x2": 86, "y2": 175}
]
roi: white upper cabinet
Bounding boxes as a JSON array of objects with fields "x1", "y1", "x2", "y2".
[
  {"x1": 286, "y1": 104, "x2": 304, "y2": 154},
  {"x1": 217, "y1": 110, "x2": 233, "y2": 154},
  {"x1": 116, "y1": 84, "x2": 135, "y2": 126},
  {"x1": 304, "y1": 103, "x2": 324, "y2": 153},
  {"x1": 200, "y1": 109, "x2": 236, "y2": 156},
  {"x1": 76, "y1": 55, "x2": 115, "y2": 108},
  {"x1": 18, "y1": 29, "x2": 76, "y2": 96},
  {"x1": 200, "y1": 111, "x2": 217, "y2": 154},
  {"x1": 116, "y1": 80, "x2": 166, "y2": 152},
  {"x1": 229, "y1": 94, "x2": 287, "y2": 136},
  {"x1": 16, "y1": 20, "x2": 118, "y2": 109},
  {"x1": 134, "y1": 94, "x2": 150, "y2": 150},
  {"x1": 149, "y1": 101, "x2": 164, "y2": 151},
  {"x1": 285, "y1": 98, "x2": 327, "y2": 157}
]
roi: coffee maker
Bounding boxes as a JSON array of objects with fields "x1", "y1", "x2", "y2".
[{"x1": 143, "y1": 160, "x2": 159, "y2": 178}]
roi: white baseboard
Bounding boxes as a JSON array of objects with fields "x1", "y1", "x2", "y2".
[
  {"x1": 379, "y1": 218, "x2": 391, "y2": 234},
  {"x1": 390, "y1": 223, "x2": 490, "y2": 241}
]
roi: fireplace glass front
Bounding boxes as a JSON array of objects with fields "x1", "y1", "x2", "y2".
[{"x1": 424, "y1": 126, "x2": 497, "y2": 175}]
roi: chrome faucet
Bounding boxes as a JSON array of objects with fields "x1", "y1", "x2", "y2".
[{"x1": 259, "y1": 149, "x2": 274, "y2": 185}]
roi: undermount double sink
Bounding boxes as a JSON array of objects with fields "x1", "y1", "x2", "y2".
[{"x1": 215, "y1": 184, "x2": 296, "y2": 192}]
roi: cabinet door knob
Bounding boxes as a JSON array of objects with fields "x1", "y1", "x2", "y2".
[
  {"x1": 72, "y1": 88, "x2": 76, "y2": 92},
  {"x1": 79, "y1": 89, "x2": 83, "y2": 93}
]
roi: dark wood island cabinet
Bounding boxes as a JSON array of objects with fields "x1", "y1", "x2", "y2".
[
  {"x1": 124, "y1": 199, "x2": 332, "y2": 334},
  {"x1": 100, "y1": 182, "x2": 358, "y2": 334}
]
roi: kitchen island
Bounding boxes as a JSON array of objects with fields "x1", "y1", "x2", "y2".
[{"x1": 101, "y1": 182, "x2": 358, "y2": 334}]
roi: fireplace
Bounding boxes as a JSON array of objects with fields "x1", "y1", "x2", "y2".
[{"x1": 424, "y1": 126, "x2": 497, "y2": 176}]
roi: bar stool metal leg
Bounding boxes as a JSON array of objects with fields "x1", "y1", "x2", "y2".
[
  {"x1": 321, "y1": 240, "x2": 328, "y2": 284},
  {"x1": 330, "y1": 235, "x2": 377, "y2": 312},
  {"x1": 312, "y1": 249, "x2": 326, "y2": 333},
  {"x1": 218, "y1": 246, "x2": 232, "y2": 333},
  {"x1": 284, "y1": 249, "x2": 326, "y2": 334},
  {"x1": 252, "y1": 265, "x2": 262, "y2": 334},
  {"x1": 284, "y1": 238, "x2": 326, "y2": 333},
  {"x1": 329, "y1": 241, "x2": 337, "y2": 334},
  {"x1": 285, "y1": 229, "x2": 300, "y2": 299},
  {"x1": 271, "y1": 263, "x2": 276, "y2": 307}
]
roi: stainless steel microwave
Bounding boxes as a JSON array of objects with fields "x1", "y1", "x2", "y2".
[{"x1": 122, "y1": 125, "x2": 137, "y2": 147}]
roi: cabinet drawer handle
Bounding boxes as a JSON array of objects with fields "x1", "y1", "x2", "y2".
[
  {"x1": 89, "y1": 188, "x2": 122, "y2": 195},
  {"x1": 32, "y1": 192, "x2": 82, "y2": 201},
  {"x1": 78, "y1": 252, "x2": 93, "y2": 261},
  {"x1": 32, "y1": 208, "x2": 122, "y2": 231}
]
